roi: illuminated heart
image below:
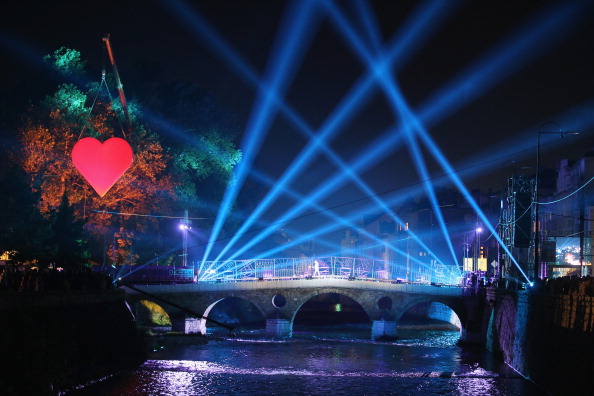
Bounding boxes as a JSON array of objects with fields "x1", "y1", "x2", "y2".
[{"x1": 72, "y1": 137, "x2": 133, "y2": 197}]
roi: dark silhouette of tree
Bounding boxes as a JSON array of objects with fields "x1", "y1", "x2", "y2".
[
  {"x1": 49, "y1": 193, "x2": 90, "y2": 269},
  {"x1": 0, "y1": 146, "x2": 52, "y2": 265}
]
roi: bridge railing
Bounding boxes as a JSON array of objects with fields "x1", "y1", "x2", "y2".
[
  {"x1": 196, "y1": 256, "x2": 460, "y2": 284},
  {"x1": 113, "y1": 256, "x2": 462, "y2": 285}
]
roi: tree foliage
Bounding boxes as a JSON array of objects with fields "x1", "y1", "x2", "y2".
[
  {"x1": 43, "y1": 47, "x2": 86, "y2": 78},
  {"x1": 134, "y1": 80, "x2": 242, "y2": 212},
  {"x1": 0, "y1": 148, "x2": 52, "y2": 264},
  {"x1": 49, "y1": 193, "x2": 90, "y2": 268},
  {"x1": 15, "y1": 47, "x2": 242, "y2": 266}
]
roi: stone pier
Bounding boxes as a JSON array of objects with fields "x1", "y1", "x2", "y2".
[
  {"x1": 371, "y1": 320, "x2": 397, "y2": 339},
  {"x1": 266, "y1": 318, "x2": 292, "y2": 338}
]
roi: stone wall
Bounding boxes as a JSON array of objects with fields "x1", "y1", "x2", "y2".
[
  {"x1": 0, "y1": 289, "x2": 147, "y2": 395},
  {"x1": 486, "y1": 288, "x2": 594, "y2": 395}
]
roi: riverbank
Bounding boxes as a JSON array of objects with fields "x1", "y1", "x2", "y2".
[{"x1": 0, "y1": 290, "x2": 147, "y2": 395}]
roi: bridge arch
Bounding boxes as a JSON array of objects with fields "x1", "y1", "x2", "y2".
[
  {"x1": 396, "y1": 296, "x2": 464, "y2": 334},
  {"x1": 122, "y1": 280, "x2": 482, "y2": 341},
  {"x1": 289, "y1": 287, "x2": 375, "y2": 324},
  {"x1": 132, "y1": 299, "x2": 172, "y2": 331},
  {"x1": 198, "y1": 296, "x2": 267, "y2": 335}
]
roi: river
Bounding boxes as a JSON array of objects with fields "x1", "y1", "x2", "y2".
[{"x1": 69, "y1": 321, "x2": 546, "y2": 395}]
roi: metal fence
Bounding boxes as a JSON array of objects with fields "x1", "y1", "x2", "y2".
[
  {"x1": 197, "y1": 256, "x2": 461, "y2": 284},
  {"x1": 114, "y1": 256, "x2": 462, "y2": 285},
  {"x1": 197, "y1": 256, "x2": 379, "y2": 281}
]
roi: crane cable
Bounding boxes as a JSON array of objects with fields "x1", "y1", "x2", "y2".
[{"x1": 77, "y1": 41, "x2": 128, "y2": 140}]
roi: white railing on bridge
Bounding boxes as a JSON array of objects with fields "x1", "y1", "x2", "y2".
[{"x1": 197, "y1": 256, "x2": 461, "y2": 285}]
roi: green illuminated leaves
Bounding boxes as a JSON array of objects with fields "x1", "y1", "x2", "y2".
[{"x1": 43, "y1": 47, "x2": 86, "y2": 77}]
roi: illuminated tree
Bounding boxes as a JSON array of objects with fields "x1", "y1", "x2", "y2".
[
  {"x1": 18, "y1": 49, "x2": 176, "y2": 265},
  {"x1": 17, "y1": 47, "x2": 242, "y2": 266}
]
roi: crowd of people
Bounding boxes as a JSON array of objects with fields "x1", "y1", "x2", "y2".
[{"x1": 0, "y1": 265, "x2": 114, "y2": 293}]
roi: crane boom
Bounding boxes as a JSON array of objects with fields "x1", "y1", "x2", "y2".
[{"x1": 103, "y1": 34, "x2": 132, "y2": 134}]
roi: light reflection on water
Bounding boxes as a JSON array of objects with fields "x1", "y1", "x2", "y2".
[{"x1": 70, "y1": 325, "x2": 546, "y2": 396}]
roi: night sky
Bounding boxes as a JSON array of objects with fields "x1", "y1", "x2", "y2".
[{"x1": 2, "y1": 0, "x2": 594, "y2": 252}]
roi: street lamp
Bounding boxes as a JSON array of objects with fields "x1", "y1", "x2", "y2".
[
  {"x1": 474, "y1": 226, "x2": 482, "y2": 273},
  {"x1": 179, "y1": 210, "x2": 191, "y2": 268},
  {"x1": 534, "y1": 123, "x2": 579, "y2": 280}
]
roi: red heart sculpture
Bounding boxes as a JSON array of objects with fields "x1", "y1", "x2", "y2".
[{"x1": 72, "y1": 137, "x2": 133, "y2": 197}]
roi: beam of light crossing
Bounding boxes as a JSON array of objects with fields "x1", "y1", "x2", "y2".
[
  {"x1": 213, "y1": 0, "x2": 456, "y2": 263},
  {"x1": 227, "y1": 0, "x2": 584, "y2": 274},
  {"x1": 210, "y1": 200, "x2": 438, "y2": 281},
  {"x1": 325, "y1": 0, "x2": 592, "y2": 281},
  {"x1": 159, "y1": 0, "x2": 324, "y2": 263},
  {"x1": 213, "y1": 127, "x2": 416, "y2": 269},
  {"x1": 206, "y1": 101, "x2": 594, "y2": 280},
  {"x1": 215, "y1": 152, "x2": 453, "y2": 270},
  {"x1": 231, "y1": 0, "x2": 584, "y2": 278},
  {"x1": 201, "y1": 169, "x2": 430, "y2": 279},
  {"x1": 200, "y1": 0, "x2": 321, "y2": 263},
  {"x1": 415, "y1": 116, "x2": 531, "y2": 282},
  {"x1": 164, "y1": 0, "x2": 584, "y2": 278},
  {"x1": 197, "y1": 162, "x2": 484, "y2": 281},
  {"x1": 159, "y1": 0, "x2": 454, "y2": 268},
  {"x1": 323, "y1": 1, "x2": 460, "y2": 266},
  {"x1": 212, "y1": 101, "x2": 445, "y2": 267}
]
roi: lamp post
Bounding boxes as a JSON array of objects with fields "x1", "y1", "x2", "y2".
[
  {"x1": 474, "y1": 226, "x2": 482, "y2": 273},
  {"x1": 534, "y1": 123, "x2": 578, "y2": 280},
  {"x1": 179, "y1": 210, "x2": 191, "y2": 268}
]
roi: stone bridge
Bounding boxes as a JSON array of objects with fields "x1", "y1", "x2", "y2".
[{"x1": 123, "y1": 278, "x2": 484, "y2": 341}]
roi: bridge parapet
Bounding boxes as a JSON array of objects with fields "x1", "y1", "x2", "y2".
[
  {"x1": 119, "y1": 256, "x2": 462, "y2": 285},
  {"x1": 128, "y1": 278, "x2": 465, "y2": 295}
]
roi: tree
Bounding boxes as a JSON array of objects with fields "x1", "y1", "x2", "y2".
[
  {"x1": 16, "y1": 49, "x2": 182, "y2": 265},
  {"x1": 0, "y1": 146, "x2": 52, "y2": 265},
  {"x1": 131, "y1": 79, "x2": 242, "y2": 218},
  {"x1": 49, "y1": 193, "x2": 90, "y2": 269}
]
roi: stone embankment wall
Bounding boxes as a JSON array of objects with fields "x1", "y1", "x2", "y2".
[
  {"x1": 0, "y1": 289, "x2": 147, "y2": 395},
  {"x1": 486, "y1": 288, "x2": 594, "y2": 395}
]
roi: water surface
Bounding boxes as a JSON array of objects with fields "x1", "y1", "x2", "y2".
[{"x1": 70, "y1": 324, "x2": 546, "y2": 395}]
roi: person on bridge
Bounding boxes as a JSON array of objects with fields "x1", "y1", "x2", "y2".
[{"x1": 313, "y1": 260, "x2": 320, "y2": 277}]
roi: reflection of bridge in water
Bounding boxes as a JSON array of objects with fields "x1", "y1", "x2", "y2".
[{"x1": 124, "y1": 260, "x2": 481, "y2": 342}]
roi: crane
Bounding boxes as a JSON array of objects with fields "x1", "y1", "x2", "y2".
[{"x1": 103, "y1": 34, "x2": 132, "y2": 136}]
